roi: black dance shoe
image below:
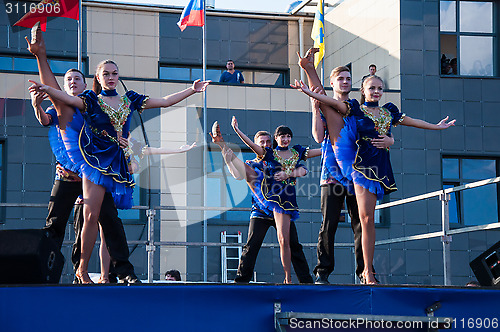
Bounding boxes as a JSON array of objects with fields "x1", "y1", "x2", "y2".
[
  {"x1": 315, "y1": 273, "x2": 330, "y2": 285},
  {"x1": 118, "y1": 274, "x2": 142, "y2": 285}
]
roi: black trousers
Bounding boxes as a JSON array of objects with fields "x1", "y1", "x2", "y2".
[
  {"x1": 234, "y1": 217, "x2": 313, "y2": 283},
  {"x1": 313, "y1": 183, "x2": 365, "y2": 278},
  {"x1": 44, "y1": 180, "x2": 136, "y2": 278}
]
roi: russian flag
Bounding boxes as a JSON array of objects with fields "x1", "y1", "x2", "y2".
[{"x1": 177, "y1": 0, "x2": 205, "y2": 31}]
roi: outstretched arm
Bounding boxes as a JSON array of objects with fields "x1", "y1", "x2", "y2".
[
  {"x1": 306, "y1": 148, "x2": 322, "y2": 159},
  {"x1": 142, "y1": 142, "x2": 196, "y2": 155},
  {"x1": 291, "y1": 80, "x2": 349, "y2": 115},
  {"x1": 29, "y1": 81, "x2": 84, "y2": 110},
  {"x1": 401, "y1": 116, "x2": 456, "y2": 130},
  {"x1": 231, "y1": 116, "x2": 265, "y2": 157},
  {"x1": 144, "y1": 80, "x2": 210, "y2": 109}
]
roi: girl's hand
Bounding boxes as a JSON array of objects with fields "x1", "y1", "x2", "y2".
[
  {"x1": 296, "y1": 48, "x2": 318, "y2": 69},
  {"x1": 28, "y1": 80, "x2": 49, "y2": 93},
  {"x1": 371, "y1": 134, "x2": 394, "y2": 149},
  {"x1": 179, "y1": 142, "x2": 196, "y2": 152},
  {"x1": 231, "y1": 116, "x2": 239, "y2": 132},
  {"x1": 436, "y1": 116, "x2": 456, "y2": 129},
  {"x1": 274, "y1": 171, "x2": 289, "y2": 182},
  {"x1": 118, "y1": 136, "x2": 129, "y2": 149},
  {"x1": 192, "y1": 79, "x2": 211, "y2": 92},
  {"x1": 129, "y1": 159, "x2": 139, "y2": 174},
  {"x1": 290, "y1": 79, "x2": 311, "y2": 94}
]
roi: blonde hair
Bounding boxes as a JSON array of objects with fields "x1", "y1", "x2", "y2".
[
  {"x1": 360, "y1": 75, "x2": 384, "y2": 105},
  {"x1": 329, "y1": 66, "x2": 351, "y2": 79},
  {"x1": 93, "y1": 59, "x2": 118, "y2": 94}
]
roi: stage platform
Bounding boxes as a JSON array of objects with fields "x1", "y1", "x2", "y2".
[{"x1": 0, "y1": 283, "x2": 498, "y2": 331}]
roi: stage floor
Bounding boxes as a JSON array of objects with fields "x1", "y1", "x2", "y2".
[{"x1": 0, "y1": 283, "x2": 498, "y2": 331}]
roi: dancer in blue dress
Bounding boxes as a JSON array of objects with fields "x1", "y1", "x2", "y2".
[
  {"x1": 29, "y1": 60, "x2": 210, "y2": 283},
  {"x1": 231, "y1": 116, "x2": 321, "y2": 283},
  {"x1": 209, "y1": 124, "x2": 313, "y2": 283},
  {"x1": 293, "y1": 75, "x2": 455, "y2": 284}
]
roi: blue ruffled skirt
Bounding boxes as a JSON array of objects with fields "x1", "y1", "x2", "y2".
[
  {"x1": 61, "y1": 110, "x2": 134, "y2": 209},
  {"x1": 48, "y1": 126, "x2": 81, "y2": 175},
  {"x1": 334, "y1": 117, "x2": 385, "y2": 200},
  {"x1": 322, "y1": 139, "x2": 354, "y2": 194},
  {"x1": 251, "y1": 168, "x2": 300, "y2": 222}
]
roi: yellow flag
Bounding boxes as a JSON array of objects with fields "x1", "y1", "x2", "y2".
[{"x1": 311, "y1": 0, "x2": 325, "y2": 68}]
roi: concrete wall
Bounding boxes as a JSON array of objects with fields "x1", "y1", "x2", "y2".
[{"x1": 324, "y1": 0, "x2": 401, "y2": 89}]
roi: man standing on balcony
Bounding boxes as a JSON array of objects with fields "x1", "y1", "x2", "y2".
[{"x1": 219, "y1": 60, "x2": 245, "y2": 84}]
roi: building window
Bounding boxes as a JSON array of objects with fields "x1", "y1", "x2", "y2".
[
  {"x1": 242, "y1": 70, "x2": 286, "y2": 86},
  {"x1": 206, "y1": 149, "x2": 254, "y2": 224},
  {"x1": 440, "y1": 1, "x2": 496, "y2": 76},
  {"x1": 159, "y1": 65, "x2": 287, "y2": 86},
  {"x1": 159, "y1": 66, "x2": 222, "y2": 82},
  {"x1": 0, "y1": 55, "x2": 81, "y2": 75},
  {"x1": 442, "y1": 157, "x2": 499, "y2": 226}
]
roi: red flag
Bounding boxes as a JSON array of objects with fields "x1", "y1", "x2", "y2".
[{"x1": 14, "y1": 0, "x2": 79, "y2": 31}]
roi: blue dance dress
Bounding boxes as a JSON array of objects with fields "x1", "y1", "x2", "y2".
[
  {"x1": 251, "y1": 145, "x2": 309, "y2": 221},
  {"x1": 334, "y1": 99, "x2": 405, "y2": 200},
  {"x1": 61, "y1": 90, "x2": 148, "y2": 209}
]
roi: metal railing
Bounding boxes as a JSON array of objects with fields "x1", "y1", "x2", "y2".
[
  {"x1": 148, "y1": 176, "x2": 500, "y2": 284},
  {"x1": 2, "y1": 176, "x2": 499, "y2": 285}
]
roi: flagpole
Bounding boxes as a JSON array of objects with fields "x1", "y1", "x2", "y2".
[
  {"x1": 202, "y1": 0, "x2": 208, "y2": 283},
  {"x1": 320, "y1": 0, "x2": 324, "y2": 85},
  {"x1": 77, "y1": 0, "x2": 82, "y2": 71}
]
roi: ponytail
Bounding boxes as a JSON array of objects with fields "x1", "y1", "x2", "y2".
[{"x1": 93, "y1": 75, "x2": 102, "y2": 95}]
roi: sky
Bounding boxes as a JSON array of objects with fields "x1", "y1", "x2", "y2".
[{"x1": 110, "y1": 0, "x2": 299, "y2": 13}]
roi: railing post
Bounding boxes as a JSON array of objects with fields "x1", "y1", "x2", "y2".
[
  {"x1": 146, "y1": 209, "x2": 156, "y2": 283},
  {"x1": 440, "y1": 192, "x2": 452, "y2": 286}
]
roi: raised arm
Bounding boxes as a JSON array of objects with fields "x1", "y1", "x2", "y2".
[
  {"x1": 231, "y1": 116, "x2": 265, "y2": 157},
  {"x1": 29, "y1": 80, "x2": 84, "y2": 110},
  {"x1": 209, "y1": 121, "x2": 247, "y2": 181},
  {"x1": 222, "y1": 148, "x2": 246, "y2": 181},
  {"x1": 26, "y1": 27, "x2": 77, "y2": 129},
  {"x1": 26, "y1": 26, "x2": 61, "y2": 90},
  {"x1": 401, "y1": 116, "x2": 456, "y2": 130},
  {"x1": 291, "y1": 80, "x2": 349, "y2": 115},
  {"x1": 298, "y1": 48, "x2": 325, "y2": 93},
  {"x1": 311, "y1": 89, "x2": 325, "y2": 143},
  {"x1": 30, "y1": 90, "x2": 52, "y2": 126},
  {"x1": 143, "y1": 80, "x2": 210, "y2": 109}
]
